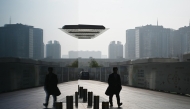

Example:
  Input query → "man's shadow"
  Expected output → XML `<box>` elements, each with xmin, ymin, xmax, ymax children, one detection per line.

<box><xmin>110</xmin><ymin>107</ymin><xmax>123</xmax><ymax>109</ymax></box>
<box><xmin>43</xmin><ymin>107</ymin><xmax>55</xmax><ymax>109</ymax></box>
<box><xmin>43</xmin><ymin>106</ymin><xmax>123</xmax><ymax>109</ymax></box>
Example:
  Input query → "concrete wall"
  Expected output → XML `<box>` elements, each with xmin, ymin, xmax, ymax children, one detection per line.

<box><xmin>183</xmin><ymin>53</ymin><xmax>190</xmax><ymax>61</ymax></box>
<box><xmin>0</xmin><ymin>57</ymin><xmax>190</xmax><ymax>95</ymax></box>
<box><xmin>0</xmin><ymin>58</ymin><xmax>80</xmax><ymax>93</ymax></box>
<box><xmin>89</xmin><ymin>62</ymin><xmax>190</xmax><ymax>94</ymax></box>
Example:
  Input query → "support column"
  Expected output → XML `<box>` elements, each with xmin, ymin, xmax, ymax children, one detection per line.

<box><xmin>75</xmin><ymin>92</ymin><xmax>78</xmax><ymax>107</ymax></box>
<box><xmin>88</xmin><ymin>92</ymin><xmax>93</xmax><ymax>107</ymax></box>
<box><xmin>102</xmin><ymin>102</ymin><xmax>109</xmax><ymax>109</ymax></box>
<box><xmin>66</xmin><ymin>96</ymin><xmax>73</xmax><ymax>109</ymax></box>
<box><xmin>93</xmin><ymin>96</ymin><xmax>99</xmax><ymax>109</ymax></box>
<box><xmin>83</xmin><ymin>89</ymin><xmax>87</xmax><ymax>102</ymax></box>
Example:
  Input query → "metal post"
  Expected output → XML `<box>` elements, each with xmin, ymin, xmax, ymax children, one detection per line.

<box><xmin>79</xmin><ymin>87</ymin><xmax>83</xmax><ymax>98</ymax></box>
<box><xmin>66</xmin><ymin>96</ymin><xmax>73</xmax><ymax>109</ymax></box>
<box><xmin>68</xmin><ymin>68</ymin><xmax>69</xmax><ymax>81</ymax></box>
<box><xmin>75</xmin><ymin>92</ymin><xmax>78</xmax><ymax>107</ymax></box>
<box><xmin>61</xmin><ymin>66</ymin><xmax>63</xmax><ymax>82</ymax></box>
<box><xmin>55</xmin><ymin>102</ymin><xmax>62</xmax><ymax>109</ymax></box>
<box><xmin>88</xmin><ymin>92</ymin><xmax>93</xmax><ymax>107</ymax></box>
<box><xmin>83</xmin><ymin>89</ymin><xmax>87</xmax><ymax>102</ymax></box>
<box><xmin>78</xmin><ymin>85</ymin><xmax>79</xmax><ymax>96</ymax></box>
<box><xmin>93</xmin><ymin>96</ymin><xmax>99</xmax><ymax>109</ymax></box>
<box><xmin>66</xmin><ymin>96</ymin><xmax>70</xmax><ymax>109</ymax></box>
<box><xmin>70</xmin><ymin>96</ymin><xmax>73</xmax><ymax>109</ymax></box>
<box><xmin>102</xmin><ymin>102</ymin><xmax>109</xmax><ymax>109</ymax></box>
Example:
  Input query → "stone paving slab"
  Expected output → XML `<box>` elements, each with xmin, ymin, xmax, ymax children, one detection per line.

<box><xmin>78</xmin><ymin>80</ymin><xmax>190</xmax><ymax>109</ymax></box>
<box><xmin>0</xmin><ymin>80</ymin><xmax>189</xmax><ymax>109</ymax></box>
<box><xmin>59</xmin><ymin>94</ymin><xmax>108</xmax><ymax>103</ymax></box>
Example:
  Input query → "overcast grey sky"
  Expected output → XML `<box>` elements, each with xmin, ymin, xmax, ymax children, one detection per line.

<box><xmin>0</xmin><ymin>0</ymin><xmax>190</xmax><ymax>57</ymax></box>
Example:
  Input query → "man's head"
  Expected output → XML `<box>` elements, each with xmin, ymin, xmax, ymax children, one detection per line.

<box><xmin>48</xmin><ymin>67</ymin><xmax>53</xmax><ymax>73</ymax></box>
<box><xmin>113</xmin><ymin>67</ymin><xmax>118</xmax><ymax>73</ymax></box>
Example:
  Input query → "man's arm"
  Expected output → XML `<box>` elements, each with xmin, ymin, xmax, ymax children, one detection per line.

<box><xmin>55</xmin><ymin>75</ymin><xmax>58</xmax><ymax>84</ymax></box>
<box><xmin>108</xmin><ymin>75</ymin><xmax>111</xmax><ymax>85</ymax></box>
<box><xmin>44</xmin><ymin>75</ymin><xmax>48</xmax><ymax>90</ymax></box>
<box><xmin>118</xmin><ymin>75</ymin><xmax>121</xmax><ymax>86</ymax></box>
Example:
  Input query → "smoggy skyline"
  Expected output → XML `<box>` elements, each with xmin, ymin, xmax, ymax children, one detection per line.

<box><xmin>0</xmin><ymin>0</ymin><xmax>190</xmax><ymax>56</ymax></box>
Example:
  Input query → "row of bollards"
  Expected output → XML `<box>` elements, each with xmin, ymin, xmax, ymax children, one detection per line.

<box><xmin>66</xmin><ymin>96</ymin><xmax>73</xmax><ymax>109</ymax></box>
<box><xmin>88</xmin><ymin>92</ymin><xmax>93</xmax><ymax>106</ymax></box>
<box><xmin>79</xmin><ymin>86</ymin><xmax>88</xmax><ymax>102</ymax></box>
<box><xmin>56</xmin><ymin>85</ymin><xmax>109</xmax><ymax>109</ymax></box>
<box><xmin>83</xmin><ymin>89</ymin><xmax>87</xmax><ymax>102</ymax></box>
<box><xmin>94</xmin><ymin>96</ymin><xmax>99</xmax><ymax>109</ymax></box>
<box><xmin>79</xmin><ymin>87</ymin><xmax>83</xmax><ymax>98</ymax></box>
<box><xmin>75</xmin><ymin>92</ymin><xmax>78</xmax><ymax>107</ymax></box>
<box><xmin>55</xmin><ymin>102</ymin><xmax>62</xmax><ymax>109</ymax></box>
<box><xmin>102</xmin><ymin>102</ymin><xmax>109</xmax><ymax>109</ymax></box>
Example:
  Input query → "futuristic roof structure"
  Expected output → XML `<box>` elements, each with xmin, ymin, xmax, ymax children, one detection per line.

<box><xmin>59</xmin><ymin>24</ymin><xmax>108</xmax><ymax>39</ymax></box>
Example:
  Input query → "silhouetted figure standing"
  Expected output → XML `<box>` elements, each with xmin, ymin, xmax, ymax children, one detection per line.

<box><xmin>105</xmin><ymin>67</ymin><xmax>122</xmax><ymax>107</ymax></box>
<box><xmin>43</xmin><ymin>67</ymin><xmax>61</xmax><ymax>108</ymax></box>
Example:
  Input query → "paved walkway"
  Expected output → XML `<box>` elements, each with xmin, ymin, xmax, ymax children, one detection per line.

<box><xmin>0</xmin><ymin>80</ymin><xmax>190</xmax><ymax>109</ymax></box>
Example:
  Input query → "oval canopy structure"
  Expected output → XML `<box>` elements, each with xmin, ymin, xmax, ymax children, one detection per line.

<box><xmin>59</xmin><ymin>24</ymin><xmax>108</xmax><ymax>39</ymax></box>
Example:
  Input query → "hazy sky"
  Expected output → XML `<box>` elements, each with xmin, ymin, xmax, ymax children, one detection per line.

<box><xmin>0</xmin><ymin>0</ymin><xmax>190</xmax><ymax>57</ymax></box>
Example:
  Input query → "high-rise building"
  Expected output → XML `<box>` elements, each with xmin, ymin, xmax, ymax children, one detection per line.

<box><xmin>178</xmin><ymin>26</ymin><xmax>190</xmax><ymax>54</ymax></box>
<box><xmin>135</xmin><ymin>25</ymin><xmax>163</xmax><ymax>58</ymax></box>
<box><xmin>170</xmin><ymin>26</ymin><xmax>190</xmax><ymax>60</ymax></box>
<box><xmin>101</xmin><ymin>55</ymin><xmax>107</xmax><ymax>58</ymax></box>
<box><xmin>125</xmin><ymin>29</ymin><xmax>136</xmax><ymax>60</ymax></box>
<box><xmin>108</xmin><ymin>41</ymin><xmax>123</xmax><ymax>59</ymax></box>
<box><xmin>134</xmin><ymin>25</ymin><xmax>171</xmax><ymax>59</ymax></box>
<box><xmin>68</xmin><ymin>51</ymin><xmax>101</xmax><ymax>58</ymax></box>
<box><xmin>116</xmin><ymin>41</ymin><xmax>123</xmax><ymax>59</ymax></box>
<box><xmin>125</xmin><ymin>25</ymin><xmax>175</xmax><ymax>60</ymax></box>
<box><xmin>108</xmin><ymin>41</ymin><xmax>116</xmax><ymax>59</ymax></box>
<box><xmin>46</xmin><ymin>40</ymin><xmax>61</xmax><ymax>59</ymax></box>
<box><xmin>164</xmin><ymin>28</ymin><xmax>175</xmax><ymax>58</ymax></box>
<box><xmin>62</xmin><ymin>55</ymin><xmax>68</xmax><ymax>58</ymax></box>
<box><xmin>33</xmin><ymin>28</ymin><xmax>44</xmax><ymax>59</ymax></box>
<box><xmin>46</xmin><ymin>41</ymin><xmax>53</xmax><ymax>58</ymax></box>
<box><xmin>0</xmin><ymin>24</ymin><xmax>43</xmax><ymax>59</ymax></box>
<box><xmin>125</xmin><ymin>24</ymin><xmax>190</xmax><ymax>61</ymax></box>
<box><xmin>69</xmin><ymin>51</ymin><xmax>78</xmax><ymax>58</ymax></box>
<box><xmin>53</xmin><ymin>41</ymin><xmax>61</xmax><ymax>59</ymax></box>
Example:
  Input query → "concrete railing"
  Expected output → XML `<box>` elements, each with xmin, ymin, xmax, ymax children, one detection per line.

<box><xmin>0</xmin><ymin>59</ymin><xmax>190</xmax><ymax>95</ymax></box>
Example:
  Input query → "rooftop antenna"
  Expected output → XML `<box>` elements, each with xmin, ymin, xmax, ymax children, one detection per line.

<box><xmin>9</xmin><ymin>16</ymin><xmax>11</xmax><ymax>24</ymax></box>
<box><xmin>157</xmin><ymin>18</ymin><xmax>158</xmax><ymax>26</ymax></box>
<box><xmin>189</xmin><ymin>19</ymin><xmax>190</xmax><ymax>26</ymax></box>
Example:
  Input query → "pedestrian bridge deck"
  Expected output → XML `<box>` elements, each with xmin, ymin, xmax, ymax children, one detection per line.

<box><xmin>0</xmin><ymin>80</ymin><xmax>189</xmax><ymax>109</ymax></box>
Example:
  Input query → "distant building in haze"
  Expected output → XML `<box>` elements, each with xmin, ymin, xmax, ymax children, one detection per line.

<box><xmin>108</xmin><ymin>41</ymin><xmax>123</xmax><ymax>59</ymax></box>
<box><xmin>116</xmin><ymin>41</ymin><xmax>123</xmax><ymax>59</ymax></box>
<box><xmin>46</xmin><ymin>40</ymin><xmax>61</xmax><ymax>59</ymax></box>
<box><xmin>108</xmin><ymin>41</ymin><xmax>116</xmax><ymax>59</ymax></box>
<box><xmin>62</xmin><ymin>55</ymin><xmax>68</xmax><ymax>58</ymax></box>
<box><xmin>0</xmin><ymin>23</ymin><xmax>44</xmax><ymax>59</ymax></box>
<box><xmin>170</xmin><ymin>25</ymin><xmax>190</xmax><ymax>60</ymax></box>
<box><xmin>135</xmin><ymin>25</ymin><xmax>166</xmax><ymax>58</ymax></box>
<box><xmin>69</xmin><ymin>51</ymin><xmax>78</xmax><ymax>58</ymax></box>
<box><xmin>33</xmin><ymin>28</ymin><xmax>44</xmax><ymax>59</ymax></box>
<box><xmin>68</xmin><ymin>51</ymin><xmax>101</xmax><ymax>58</ymax></box>
<box><xmin>125</xmin><ymin>29</ymin><xmax>136</xmax><ymax>60</ymax></box>
<box><xmin>125</xmin><ymin>25</ymin><xmax>175</xmax><ymax>60</ymax></box>
<box><xmin>101</xmin><ymin>55</ymin><xmax>107</xmax><ymax>58</ymax></box>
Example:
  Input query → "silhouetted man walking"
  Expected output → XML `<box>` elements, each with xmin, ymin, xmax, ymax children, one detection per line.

<box><xmin>43</xmin><ymin>67</ymin><xmax>61</xmax><ymax>108</ymax></box>
<box><xmin>105</xmin><ymin>67</ymin><xmax>122</xmax><ymax>107</ymax></box>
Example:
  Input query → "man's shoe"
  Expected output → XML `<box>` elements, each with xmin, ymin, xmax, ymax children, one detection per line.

<box><xmin>110</xmin><ymin>104</ymin><xmax>113</xmax><ymax>107</ymax></box>
<box><xmin>110</xmin><ymin>102</ymin><xmax>113</xmax><ymax>107</ymax></box>
<box><xmin>118</xmin><ymin>103</ymin><xmax>122</xmax><ymax>107</ymax></box>
<box><xmin>53</xmin><ymin>103</ymin><xmax>56</xmax><ymax>107</ymax></box>
<box><xmin>43</xmin><ymin>103</ymin><xmax>48</xmax><ymax>108</ymax></box>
